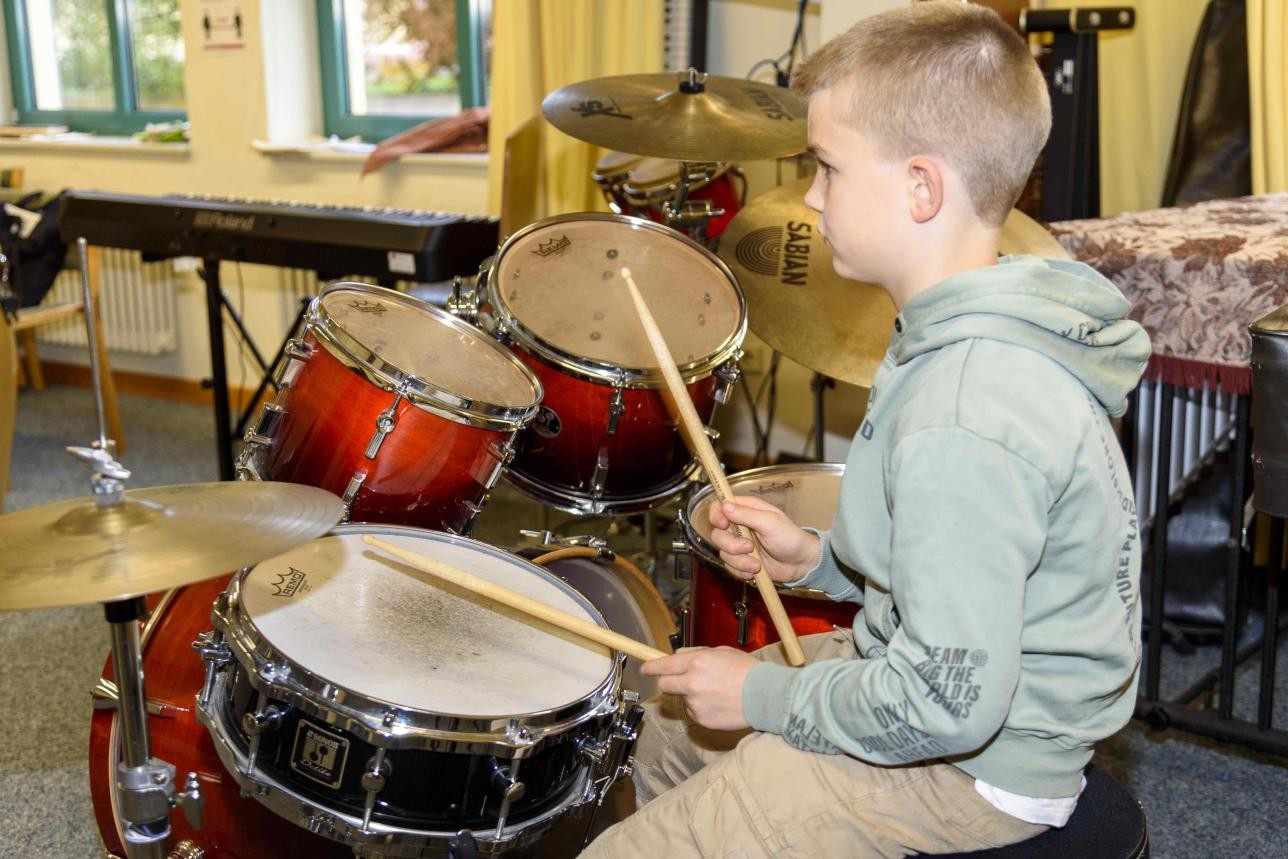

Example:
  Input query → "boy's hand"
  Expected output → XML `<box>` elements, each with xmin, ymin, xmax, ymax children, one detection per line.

<box><xmin>707</xmin><ymin>495</ymin><xmax>821</xmax><ymax>584</ymax></box>
<box><xmin>642</xmin><ymin>647</ymin><xmax>758</xmax><ymax>731</ymax></box>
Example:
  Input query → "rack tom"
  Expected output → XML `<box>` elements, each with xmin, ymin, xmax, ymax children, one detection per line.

<box><xmin>463</xmin><ymin>214</ymin><xmax>745</xmax><ymax>515</ymax></box>
<box><xmin>678</xmin><ymin>463</ymin><xmax>857</xmax><ymax>651</ymax></box>
<box><xmin>238</xmin><ymin>283</ymin><xmax>541</xmax><ymax>534</ymax></box>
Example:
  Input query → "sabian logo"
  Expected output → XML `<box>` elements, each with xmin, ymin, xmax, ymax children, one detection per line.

<box><xmin>733</xmin><ymin>222</ymin><xmax>813</xmax><ymax>286</ymax></box>
<box><xmin>743</xmin><ymin>87</ymin><xmax>794</xmax><ymax>121</ymax></box>
<box><xmin>348</xmin><ymin>299</ymin><xmax>387</xmax><ymax>314</ymax></box>
<box><xmin>270</xmin><ymin>567</ymin><xmax>307</xmax><ymax>597</ymax></box>
<box><xmin>193</xmin><ymin>210</ymin><xmax>255</xmax><ymax>232</ymax></box>
<box><xmin>532</xmin><ymin>235</ymin><xmax>572</xmax><ymax>258</ymax></box>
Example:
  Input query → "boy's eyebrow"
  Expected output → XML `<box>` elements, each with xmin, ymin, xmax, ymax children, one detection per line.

<box><xmin>807</xmin><ymin>143</ymin><xmax>830</xmax><ymax>160</ymax></box>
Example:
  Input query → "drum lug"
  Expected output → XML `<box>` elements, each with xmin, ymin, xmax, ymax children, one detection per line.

<box><xmin>487</xmin><ymin>437</ymin><xmax>517</xmax><ymax>466</ymax></box>
<box><xmin>714</xmin><ymin>356</ymin><xmax>742</xmax><ymax>405</ymax></box>
<box><xmin>734</xmin><ymin>595</ymin><xmax>750</xmax><ymax>648</ymax></box>
<box><xmin>274</xmin><ymin>338</ymin><xmax>313</xmax><ymax>388</ymax></box>
<box><xmin>670</xmin><ymin>606</ymin><xmax>691</xmax><ymax>651</ymax></box>
<box><xmin>365</xmin><ymin>389</ymin><xmax>406</xmax><ymax>459</ymax></box>
<box><xmin>193</xmin><ymin>630</ymin><xmax>231</xmax><ymax>667</ymax></box>
<box><xmin>488</xmin><ymin>756</ymin><xmax>526</xmax><ymax>839</ymax></box>
<box><xmin>585</xmin><ymin>690</ymin><xmax>646</xmax><ymax>807</ymax></box>
<box><xmin>591</xmin><ymin>448</ymin><xmax>610</xmax><ymax>498</ymax></box>
<box><xmin>606</xmin><ymin>382</ymin><xmax>626</xmax><ymax>436</ymax></box>
<box><xmin>504</xmin><ymin>719</ymin><xmax>535</xmax><ymax>747</ymax></box>
<box><xmin>671</xmin><ymin>539</ymin><xmax>691</xmax><ymax>580</ymax></box>
<box><xmin>340</xmin><ymin>471</ymin><xmax>367</xmax><ymax>522</ymax></box>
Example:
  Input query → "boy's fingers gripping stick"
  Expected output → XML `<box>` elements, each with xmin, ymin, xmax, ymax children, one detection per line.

<box><xmin>619</xmin><ymin>266</ymin><xmax>807</xmax><ymax>667</ymax></box>
<box><xmin>362</xmin><ymin>535</ymin><xmax>666</xmax><ymax>662</ymax></box>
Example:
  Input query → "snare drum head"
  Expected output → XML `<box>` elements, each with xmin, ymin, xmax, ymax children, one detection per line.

<box><xmin>593</xmin><ymin>150</ymin><xmax>645</xmax><ymax>179</ymax></box>
<box><xmin>319</xmin><ymin>284</ymin><xmax>539</xmax><ymax>410</ymax></box>
<box><xmin>624</xmin><ymin>158</ymin><xmax>726</xmax><ymax>194</ymax></box>
<box><xmin>491</xmin><ymin>217</ymin><xmax>743</xmax><ymax>372</ymax></box>
<box><xmin>239</xmin><ymin>530</ymin><xmax>614</xmax><ymax>718</ymax></box>
<box><xmin>689</xmin><ymin>463</ymin><xmax>845</xmax><ymax>547</ymax></box>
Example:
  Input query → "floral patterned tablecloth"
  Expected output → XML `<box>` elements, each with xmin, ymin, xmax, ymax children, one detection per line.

<box><xmin>1050</xmin><ymin>193</ymin><xmax>1288</xmax><ymax>394</ymax></box>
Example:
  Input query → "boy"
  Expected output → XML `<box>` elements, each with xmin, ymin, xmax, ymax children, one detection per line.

<box><xmin>583</xmin><ymin>3</ymin><xmax>1150</xmax><ymax>856</ymax></box>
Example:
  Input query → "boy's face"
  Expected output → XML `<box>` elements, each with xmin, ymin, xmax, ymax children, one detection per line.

<box><xmin>802</xmin><ymin>87</ymin><xmax>908</xmax><ymax>287</ymax></box>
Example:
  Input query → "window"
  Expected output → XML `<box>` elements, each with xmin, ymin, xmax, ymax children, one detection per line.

<box><xmin>317</xmin><ymin>0</ymin><xmax>490</xmax><ymax>142</ymax></box>
<box><xmin>2</xmin><ymin>0</ymin><xmax>186</xmax><ymax>134</ymax></box>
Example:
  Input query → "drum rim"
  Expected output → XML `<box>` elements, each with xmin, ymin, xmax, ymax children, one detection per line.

<box><xmin>484</xmin><ymin>213</ymin><xmax>747</xmax><ymax>387</ymax></box>
<box><xmin>679</xmin><ymin>462</ymin><xmax>846</xmax><ymax>568</ymax></box>
<box><xmin>620</xmin><ymin>161</ymin><xmax>730</xmax><ymax>202</ymax></box>
<box><xmin>309</xmin><ymin>282</ymin><xmax>544</xmax><ymax>430</ymax></box>
<box><xmin>214</xmin><ymin>524</ymin><xmax>620</xmax><ymax>750</ymax></box>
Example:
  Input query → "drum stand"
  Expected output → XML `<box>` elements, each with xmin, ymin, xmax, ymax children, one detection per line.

<box><xmin>811</xmin><ymin>372</ymin><xmax>836</xmax><ymax>462</ymax></box>
<box><xmin>72</xmin><ymin>238</ymin><xmax>204</xmax><ymax>859</ymax></box>
<box><xmin>662</xmin><ymin>161</ymin><xmax>724</xmax><ymax>248</ymax></box>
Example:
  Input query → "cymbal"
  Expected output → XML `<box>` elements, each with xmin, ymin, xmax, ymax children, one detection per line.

<box><xmin>0</xmin><ymin>482</ymin><xmax>343</xmax><ymax>611</ymax></box>
<box><xmin>542</xmin><ymin>71</ymin><xmax>807</xmax><ymax>162</ymax></box>
<box><xmin>718</xmin><ymin>178</ymin><xmax>1072</xmax><ymax>387</ymax></box>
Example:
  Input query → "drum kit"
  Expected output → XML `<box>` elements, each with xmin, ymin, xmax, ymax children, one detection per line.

<box><xmin>1</xmin><ymin>69</ymin><xmax>1074</xmax><ymax>859</ymax></box>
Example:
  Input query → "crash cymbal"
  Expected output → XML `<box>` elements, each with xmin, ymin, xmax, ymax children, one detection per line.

<box><xmin>717</xmin><ymin>177</ymin><xmax>895</xmax><ymax>387</ymax></box>
<box><xmin>1002</xmin><ymin>207</ymin><xmax>1071</xmax><ymax>260</ymax></box>
<box><xmin>0</xmin><ymin>481</ymin><xmax>343</xmax><ymax>611</ymax></box>
<box><xmin>718</xmin><ymin>178</ymin><xmax>1072</xmax><ymax>387</ymax></box>
<box><xmin>542</xmin><ymin>71</ymin><xmax>807</xmax><ymax>162</ymax></box>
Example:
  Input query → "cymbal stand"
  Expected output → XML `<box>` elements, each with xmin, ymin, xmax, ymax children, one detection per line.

<box><xmin>72</xmin><ymin>239</ymin><xmax>204</xmax><ymax>858</ymax></box>
<box><xmin>810</xmin><ymin>372</ymin><xmax>835</xmax><ymax>462</ymax></box>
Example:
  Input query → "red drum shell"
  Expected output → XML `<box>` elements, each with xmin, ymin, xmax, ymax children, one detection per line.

<box><xmin>259</xmin><ymin>333</ymin><xmax>510</xmax><ymax>533</ymax></box>
<box><xmin>682</xmin><ymin>463</ymin><xmax>857</xmax><ymax>651</ymax></box>
<box><xmin>89</xmin><ymin>577</ymin><xmax>348</xmax><ymax>859</ymax></box>
<box><xmin>509</xmin><ymin>349</ymin><xmax>719</xmax><ymax>510</ymax></box>
<box><xmin>627</xmin><ymin>168</ymin><xmax>743</xmax><ymax>239</ymax></box>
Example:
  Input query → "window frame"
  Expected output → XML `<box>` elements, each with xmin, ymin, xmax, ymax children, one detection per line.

<box><xmin>316</xmin><ymin>0</ymin><xmax>488</xmax><ymax>142</ymax></box>
<box><xmin>2</xmin><ymin>0</ymin><xmax>186</xmax><ymax>135</ymax></box>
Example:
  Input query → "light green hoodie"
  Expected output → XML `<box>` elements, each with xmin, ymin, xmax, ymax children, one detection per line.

<box><xmin>741</xmin><ymin>255</ymin><xmax>1151</xmax><ymax>799</ymax></box>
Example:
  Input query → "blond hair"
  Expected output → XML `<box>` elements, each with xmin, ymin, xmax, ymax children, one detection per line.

<box><xmin>792</xmin><ymin>1</ymin><xmax>1050</xmax><ymax>226</ymax></box>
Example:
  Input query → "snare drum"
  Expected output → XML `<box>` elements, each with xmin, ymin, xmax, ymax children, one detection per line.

<box><xmin>678</xmin><ymin>463</ymin><xmax>858</xmax><ymax>651</ymax></box>
<box><xmin>238</xmin><ymin>283</ymin><xmax>542</xmax><ymax>535</ymax></box>
<box><xmin>193</xmin><ymin>526</ymin><xmax>641</xmax><ymax>856</ymax></box>
<box><xmin>472</xmin><ymin>214</ymin><xmax>746</xmax><ymax>515</ymax></box>
<box><xmin>621</xmin><ymin>158</ymin><xmax>744</xmax><ymax>239</ymax></box>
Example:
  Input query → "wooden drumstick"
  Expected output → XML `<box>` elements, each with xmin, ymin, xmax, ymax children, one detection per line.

<box><xmin>361</xmin><ymin>535</ymin><xmax>667</xmax><ymax>662</ymax></box>
<box><xmin>619</xmin><ymin>267</ymin><xmax>807</xmax><ymax>667</ymax></box>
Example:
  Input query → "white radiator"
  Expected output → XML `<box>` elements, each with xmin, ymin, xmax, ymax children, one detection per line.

<box><xmin>36</xmin><ymin>249</ymin><xmax>178</xmax><ymax>355</ymax></box>
<box><xmin>1132</xmin><ymin>379</ymin><xmax>1240</xmax><ymax>524</ymax></box>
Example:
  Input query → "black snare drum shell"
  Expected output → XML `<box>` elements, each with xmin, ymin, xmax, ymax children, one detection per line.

<box><xmin>1249</xmin><ymin>306</ymin><xmax>1288</xmax><ymax>516</ymax></box>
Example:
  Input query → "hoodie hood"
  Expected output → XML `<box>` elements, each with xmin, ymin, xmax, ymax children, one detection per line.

<box><xmin>892</xmin><ymin>255</ymin><xmax>1150</xmax><ymax>416</ymax></box>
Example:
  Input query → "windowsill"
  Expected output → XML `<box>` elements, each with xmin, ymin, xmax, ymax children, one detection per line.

<box><xmin>251</xmin><ymin>138</ymin><xmax>488</xmax><ymax>169</ymax></box>
<box><xmin>0</xmin><ymin>134</ymin><xmax>190</xmax><ymax>156</ymax></box>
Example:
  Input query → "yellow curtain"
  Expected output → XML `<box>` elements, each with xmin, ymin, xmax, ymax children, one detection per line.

<box><xmin>1036</xmin><ymin>0</ymin><xmax>1209</xmax><ymax>216</ymax></box>
<box><xmin>1248</xmin><ymin>0</ymin><xmax>1288</xmax><ymax>194</ymax></box>
<box><xmin>486</xmin><ymin>0</ymin><xmax>664</xmax><ymax>220</ymax></box>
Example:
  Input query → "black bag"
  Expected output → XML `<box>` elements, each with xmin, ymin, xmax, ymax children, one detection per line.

<box><xmin>0</xmin><ymin>190</ymin><xmax>68</xmax><ymax>311</ymax></box>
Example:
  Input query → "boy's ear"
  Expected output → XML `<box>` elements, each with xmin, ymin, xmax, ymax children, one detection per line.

<box><xmin>907</xmin><ymin>157</ymin><xmax>943</xmax><ymax>223</ymax></box>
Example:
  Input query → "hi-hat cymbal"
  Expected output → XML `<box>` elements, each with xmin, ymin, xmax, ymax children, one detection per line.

<box><xmin>718</xmin><ymin>177</ymin><xmax>1072</xmax><ymax>387</ymax></box>
<box><xmin>542</xmin><ymin>71</ymin><xmax>807</xmax><ymax>162</ymax></box>
<box><xmin>0</xmin><ymin>481</ymin><xmax>343</xmax><ymax>611</ymax></box>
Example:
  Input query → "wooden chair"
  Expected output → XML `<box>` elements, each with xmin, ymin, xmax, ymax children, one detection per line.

<box><xmin>0</xmin><ymin>302</ymin><xmax>16</xmax><ymax>507</ymax></box>
<box><xmin>9</xmin><ymin>245</ymin><xmax>125</xmax><ymax>452</ymax></box>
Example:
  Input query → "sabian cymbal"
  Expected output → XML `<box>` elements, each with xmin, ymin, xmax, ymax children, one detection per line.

<box><xmin>0</xmin><ymin>481</ymin><xmax>343</xmax><ymax>611</ymax></box>
<box><xmin>718</xmin><ymin>178</ymin><xmax>1072</xmax><ymax>387</ymax></box>
<box><xmin>542</xmin><ymin>71</ymin><xmax>807</xmax><ymax>162</ymax></box>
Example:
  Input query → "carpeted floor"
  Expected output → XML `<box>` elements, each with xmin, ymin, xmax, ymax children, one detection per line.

<box><xmin>2</xmin><ymin>384</ymin><xmax>1287</xmax><ymax>858</ymax></box>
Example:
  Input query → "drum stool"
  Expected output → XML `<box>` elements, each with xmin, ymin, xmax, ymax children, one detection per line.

<box><xmin>933</xmin><ymin>765</ymin><xmax>1149</xmax><ymax>858</ymax></box>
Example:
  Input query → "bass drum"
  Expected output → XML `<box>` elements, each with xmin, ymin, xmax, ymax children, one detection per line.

<box><xmin>527</xmin><ymin>547</ymin><xmax>677</xmax><ymax>700</ymax></box>
<box><xmin>90</xmin><ymin>576</ymin><xmax>350</xmax><ymax>859</ymax></box>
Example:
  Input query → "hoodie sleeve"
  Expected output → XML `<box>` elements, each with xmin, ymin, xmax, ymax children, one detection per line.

<box><xmin>741</xmin><ymin>426</ymin><xmax>1051</xmax><ymax>762</ymax></box>
<box><xmin>784</xmin><ymin>528</ymin><xmax>865</xmax><ymax>603</ymax></box>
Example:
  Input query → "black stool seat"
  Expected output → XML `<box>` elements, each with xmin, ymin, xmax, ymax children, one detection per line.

<box><xmin>934</xmin><ymin>764</ymin><xmax>1148</xmax><ymax>858</ymax></box>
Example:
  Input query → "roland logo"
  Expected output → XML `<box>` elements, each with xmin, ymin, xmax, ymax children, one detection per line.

<box><xmin>532</xmin><ymin>235</ymin><xmax>572</xmax><ymax>258</ymax></box>
<box><xmin>733</xmin><ymin>221</ymin><xmax>813</xmax><ymax>286</ymax></box>
<box><xmin>744</xmin><ymin>87</ymin><xmax>793</xmax><ymax>121</ymax></box>
<box><xmin>193</xmin><ymin>210</ymin><xmax>255</xmax><ymax>232</ymax></box>
<box><xmin>270</xmin><ymin>567</ymin><xmax>308</xmax><ymax>597</ymax></box>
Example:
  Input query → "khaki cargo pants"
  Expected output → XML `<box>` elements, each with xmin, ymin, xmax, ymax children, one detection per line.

<box><xmin>581</xmin><ymin>631</ymin><xmax>1045</xmax><ymax>858</ymax></box>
